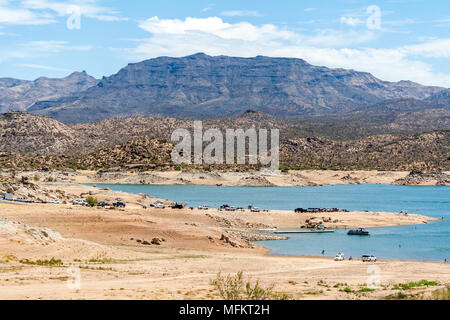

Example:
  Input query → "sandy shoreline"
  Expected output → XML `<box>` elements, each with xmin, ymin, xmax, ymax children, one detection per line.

<box><xmin>0</xmin><ymin>178</ymin><xmax>448</xmax><ymax>300</ymax></box>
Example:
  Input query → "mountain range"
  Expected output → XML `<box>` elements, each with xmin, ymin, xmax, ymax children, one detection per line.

<box><xmin>0</xmin><ymin>71</ymin><xmax>97</xmax><ymax>113</ymax></box>
<box><xmin>0</xmin><ymin>53</ymin><xmax>448</xmax><ymax>172</ymax></box>
<box><xmin>1</xmin><ymin>53</ymin><xmax>446</xmax><ymax>123</ymax></box>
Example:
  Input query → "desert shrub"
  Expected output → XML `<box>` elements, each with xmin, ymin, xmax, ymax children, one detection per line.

<box><xmin>429</xmin><ymin>286</ymin><xmax>450</xmax><ymax>300</ymax></box>
<box><xmin>20</xmin><ymin>258</ymin><xmax>63</xmax><ymax>266</ymax></box>
<box><xmin>385</xmin><ymin>292</ymin><xmax>409</xmax><ymax>300</ymax></box>
<box><xmin>85</xmin><ymin>196</ymin><xmax>98</xmax><ymax>206</ymax></box>
<box><xmin>33</xmin><ymin>175</ymin><xmax>40</xmax><ymax>181</ymax></box>
<box><xmin>359</xmin><ymin>287</ymin><xmax>375</xmax><ymax>292</ymax></box>
<box><xmin>210</xmin><ymin>271</ymin><xmax>289</xmax><ymax>300</ymax></box>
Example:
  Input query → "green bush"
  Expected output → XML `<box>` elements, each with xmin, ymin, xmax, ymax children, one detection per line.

<box><xmin>85</xmin><ymin>196</ymin><xmax>98</xmax><ymax>206</ymax></box>
<box><xmin>393</xmin><ymin>280</ymin><xmax>439</xmax><ymax>290</ymax></box>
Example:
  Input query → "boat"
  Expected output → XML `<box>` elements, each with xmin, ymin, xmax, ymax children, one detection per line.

<box><xmin>347</xmin><ymin>228</ymin><xmax>370</xmax><ymax>236</ymax></box>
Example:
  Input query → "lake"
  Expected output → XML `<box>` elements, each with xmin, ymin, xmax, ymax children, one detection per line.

<box><xmin>90</xmin><ymin>184</ymin><xmax>450</xmax><ymax>262</ymax></box>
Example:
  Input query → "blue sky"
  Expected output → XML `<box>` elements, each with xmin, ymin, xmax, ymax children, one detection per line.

<box><xmin>0</xmin><ymin>0</ymin><xmax>449</xmax><ymax>87</ymax></box>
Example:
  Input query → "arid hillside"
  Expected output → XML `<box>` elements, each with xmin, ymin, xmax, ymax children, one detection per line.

<box><xmin>0</xmin><ymin>111</ymin><xmax>448</xmax><ymax>171</ymax></box>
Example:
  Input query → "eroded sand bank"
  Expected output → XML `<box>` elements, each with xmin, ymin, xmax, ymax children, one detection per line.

<box><xmin>4</xmin><ymin>169</ymin><xmax>450</xmax><ymax>187</ymax></box>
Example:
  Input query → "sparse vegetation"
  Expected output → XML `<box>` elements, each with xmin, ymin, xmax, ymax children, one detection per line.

<box><xmin>393</xmin><ymin>280</ymin><xmax>439</xmax><ymax>290</ymax></box>
<box><xmin>358</xmin><ymin>287</ymin><xmax>375</xmax><ymax>293</ymax></box>
<box><xmin>0</xmin><ymin>112</ymin><xmax>448</xmax><ymax>172</ymax></box>
<box><xmin>210</xmin><ymin>271</ymin><xmax>289</xmax><ymax>300</ymax></box>
<box><xmin>428</xmin><ymin>286</ymin><xmax>450</xmax><ymax>300</ymax></box>
<box><xmin>85</xmin><ymin>196</ymin><xmax>98</xmax><ymax>206</ymax></box>
<box><xmin>385</xmin><ymin>292</ymin><xmax>409</xmax><ymax>300</ymax></box>
<box><xmin>19</xmin><ymin>258</ymin><xmax>63</xmax><ymax>266</ymax></box>
<box><xmin>341</xmin><ymin>287</ymin><xmax>353</xmax><ymax>293</ymax></box>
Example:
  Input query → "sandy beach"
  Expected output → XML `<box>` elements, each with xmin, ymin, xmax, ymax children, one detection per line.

<box><xmin>0</xmin><ymin>180</ymin><xmax>448</xmax><ymax>300</ymax></box>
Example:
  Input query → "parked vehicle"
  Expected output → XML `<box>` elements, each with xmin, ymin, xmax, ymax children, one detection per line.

<box><xmin>198</xmin><ymin>205</ymin><xmax>210</xmax><ymax>210</ymax></box>
<box><xmin>112</xmin><ymin>201</ymin><xmax>126</xmax><ymax>208</ymax></box>
<box><xmin>250</xmin><ymin>207</ymin><xmax>261</xmax><ymax>212</ymax></box>
<box><xmin>151</xmin><ymin>202</ymin><xmax>165</xmax><ymax>209</ymax></box>
<box><xmin>362</xmin><ymin>255</ymin><xmax>377</xmax><ymax>262</ymax></box>
<box><xmin>334</xmin><ymin>252</ymin><xmax>345</xmax><ymax>261</ymax></box>
<box><xmin>2</xmin><ymin>193</ymin><xmax>13</xmax><ymax>201</ymax></box>
<box><xmin>347</xmin><ymin>228</ymin><xmax>370</xmax><ymax>236</ymax></box>
<box><xmin>73</xmin><ymin>199</ymin><xmax>88</xmax><ymax>206</ymax></box>
<box><xmin>97</xmin><ymin>201</ymin><xmax>109</xmax><ymax>207</ymax></box>
<box><xmin>48</xmin><ymin>199</ymin><xmax>60</xmax><ymax>204</ymax></box>
<box><xmin>225</xmin><ymin>206</ymin><xmax>237</xmax><ymax>211</ymax></box>
<box><xmin>171</xmin><ymin>203</ymin><xmax>184</xmax><ymax>209</ymax></box>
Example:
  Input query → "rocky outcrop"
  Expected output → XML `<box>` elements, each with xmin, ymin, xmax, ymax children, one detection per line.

<box><xmin>393</xmin><ymin>171</ymin><xmax>450</xmax><ymax>186</ymax></box>
<box><xmin>0</xmin><ymin>218</ymin><xmax>63</xmax><ymax>244</ymax></box>
<box><xmin>238</xmin><ymin>176</ymin><xmax>274</xmax><ymax>187</ymax></box>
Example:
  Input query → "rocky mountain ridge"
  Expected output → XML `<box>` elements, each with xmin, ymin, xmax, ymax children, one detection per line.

<box><xmin>25</xmin><ymin>53</ymin><xmax>447</xmax><ymax>123</ymax></box>
<box><xmin>0</xmin><ymin>71</ymin><xmax>98</xmax><ymax>113</ymax></box>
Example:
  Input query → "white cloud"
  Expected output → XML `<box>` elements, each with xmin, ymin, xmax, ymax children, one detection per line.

<box><xmin>0</xmin><ymin>0</ymin><xmax>126</xmax><ymax>26</ymax></box>
<box><xmin>304</xmin><ymin>8</ymin><xmax>316</xmax><ymax>12</ymax></box>
<box><xmin>0</xmin><ymin>40</ymin><xmax>92</xmax><ymax>62</ymax></box>
<box><xmin>202</xmin><ymin>4</ymin><xmax>213</xmax><ymax>12</ymax></box>
<box><xmin>22</xmin><ymin>0</ymin><xmax>127</xmax><ymax>21</ymax></box>
<box><xmin>23</xmin><ymin>40</ymin><xmax>92</xmax><ymax>52</ymax></box>
<box><xmin>0</xmin><ymin>5</ymin><xmax>56</xmax><ymax>25</ymax></box>
<box><xmin>402</xmin><ymin>39</ymin><xmax>450</xmax><ymax>58</ymax></box>
<box><xmin>131</xmin><ymin>16</ymin><xmax>450</xmax><ymax>87</ymax></box>
<box><xmin>16</xmin><ymin>63</ymin><xmax>71</xmax><ymax>71</ymax></box>
<box><xmin>340</xmin><ymin>16</ymin><xmax>363</xmax><ymax>27</ymax></box>
<box><xmin>139</xmin><ymin>16</ymin><xmax>295</xmax><ymax>42</ymax></box>
<box><xmin>220</xmin><ymin>10</ymin><xmax>262</xmax><ymax>17</ymax></box>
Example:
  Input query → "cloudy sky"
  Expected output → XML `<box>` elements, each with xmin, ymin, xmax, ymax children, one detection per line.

<box><xmin>1</xmin><ymin>0</ymin><xmax>450</xmax><ymax>87</ymax></box>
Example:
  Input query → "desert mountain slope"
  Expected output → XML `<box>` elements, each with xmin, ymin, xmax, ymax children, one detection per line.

<box><xmin>0</xmin><ymin>71</ymin><xmax>98</xmax><ymax>113</ymax></box>
<box><xmin>27</xmin><ymin>53</ymin><xmax>445</xmax><ymax>123</ymax></box>
<box><xmin>0</xmin><ymin>111</ymin><xmax>448</xmax><ymax>171</ymax></box>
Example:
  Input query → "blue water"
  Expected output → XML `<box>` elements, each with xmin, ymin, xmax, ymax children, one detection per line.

<box><xmin>90</xmin><ymin>184</ymin><xmax>450</xmax><ymax>262</ymax></box>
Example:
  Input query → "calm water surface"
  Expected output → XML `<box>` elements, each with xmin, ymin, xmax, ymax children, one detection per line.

<box><xmin>91</xmin><ymin>184</ymin><xmax>450</xmax><ymax>261</ymax></box>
